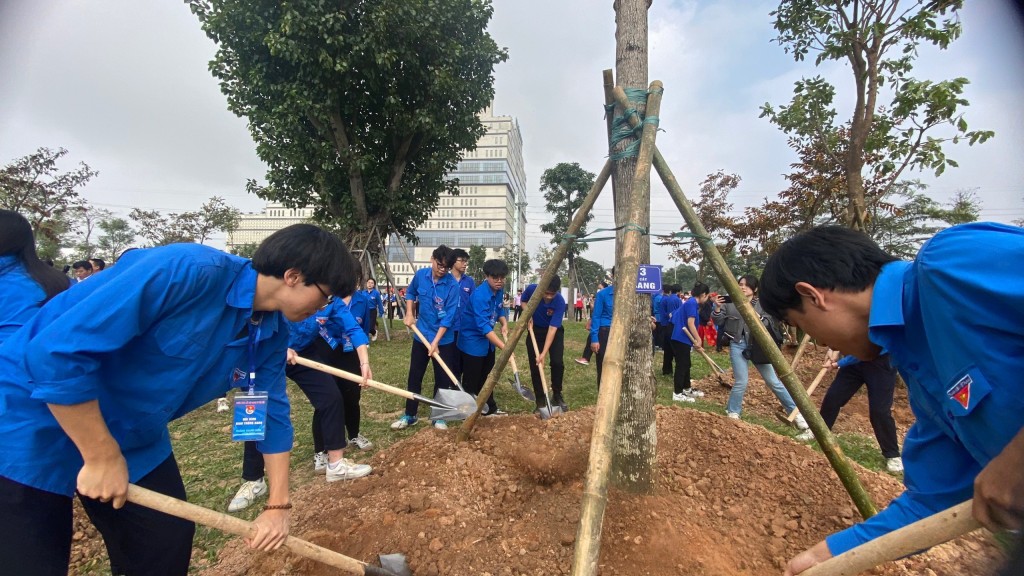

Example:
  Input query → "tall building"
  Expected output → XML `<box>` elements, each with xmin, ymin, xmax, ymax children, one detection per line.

<box><xmin>386</xmin><ymin>104</ymin><xmax>528</xmax><ymax>287</ymax></box>
<box><xmin>226</xmin><ymin>202</ymin><xmax>314</xmax><ymax>252</ymax></box>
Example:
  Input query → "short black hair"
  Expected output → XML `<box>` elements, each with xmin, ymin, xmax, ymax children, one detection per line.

<box><xmin>482</xmin><ymin>259</ymin><xmax>509</xmax><ymax>278</ymax></box>
<box><xmin>738</xmin><ymin>274</ymin><xmax>759</xmax><ymax>293</ymax></box>
<box><xmin>691</xmin><ymin>282</ymin><xmax>710</xmax><ymax>297</ymax></box>
<box><xmin>72</xmin><ymin>260</ymin><xmax>93</xmax><ymax>271</ymax></box>
<box><xmin>669</xmin><ymin>284</ymin><xmax>680</xmax><ymax>294</ymax></box>
<box><xmin>546</xmin><ymin>274</ymin><xmax>562</xmax><ymax>292</ymax></box>
<box><xmin>252</xmin><ymin>224</ymin><xmax>356</xmax><ymax>298</ymax></box>
<box><xmin>759</xmin><ymin>225</ymin><xmax>897</xmax><ymax>320</ymax></box>
<box><xmin>89</xmin><ymin>258</ymin><xmax>106</xmax><ymax>270</ymax></box>
<box><xmin>432</xmin><ymin>245</ymin><xmax>455</xmax><ymax>268</ymax></box>
<box><xmin>451</xmin><ymin>248</ymin><xmax>469</xmax><ymax>261</ymax></box>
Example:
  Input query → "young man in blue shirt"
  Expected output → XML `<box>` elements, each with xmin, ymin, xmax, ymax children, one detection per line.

<box><xmin>457</xmin><ymin>259</ymin><xmax>509</xmax><ymax>415</ymax></box>
<box><xmin>523</xmin><ymin>275</ymin><xmax>568</xmax><ymax>411</ymax></box>
<box><xmin>589</xmin><ymin>271</ymin><xmax>615</xmax><ymax>388</ymax></box>
<box><xmin>392</xmin><ymin>245</ymin><xmax>461</xmax><ymax>430</ymax></box>
<box><xmin>0</xmin><ymin>224</ymin><xmax>355</xmax><ymax>576</ymax></box>
<box><xmin>659</xmin><ymin>284</ymin><xmax>683</xmax><ymax>375</ymax></box>
<box><xmin>758</xmin><ymin>224</ymin><xmax>1024</xmax><ymax>575</ymax></box>
<box><xmin>363</xmin><ymin>277</ymin><xmax>384</xmax><ymax>342</ymax></box>
<box><xmin>669</xmin><ymin>282</ymin><xmax>710</xmax><ymax>402</ymax></box>
<box><xmin>449</xmin><ymin>247</ymin><xmax>474</xmax><ymax>381</ymax></box>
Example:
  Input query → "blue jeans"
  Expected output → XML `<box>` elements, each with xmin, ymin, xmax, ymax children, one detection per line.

<box><xmin>726</xmin><ymin>338</ymin><xmax>797</xmax><ymax>415</ymax></box>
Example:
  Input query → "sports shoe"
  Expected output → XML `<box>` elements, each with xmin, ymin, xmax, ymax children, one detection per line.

<box><xmin>796</xmin><ymin>430</ymin><xmax>815</xmax><ymax>442</ymax></box>
<box><xmin>553</xmin><ymin>394</ymin><xmax>569</xmax><ymax>412</ymax></box>
<box><xmin>793</xmin><ymin>413</ymin><xmax>809</xmax><ymax>430</ymax></box>
<box><xmin>228</xmin><ymin>478</ymin><xmax>267</xmax><ymax>512</ymax></box>
<box><xmin>371</xmin><ymin>332</ymin><xmax>378</xmax><ymax>342</ymax></box>
<box><xmin>433</xmin><ymin>419</ymin><xmax>448</xmax><ymax>430</ymax></box>
<box><xmin>726</xmin><ymin>411</ymin><xmax>740</xmax><ymax>420</ymax></box>
<box><xmin>672</xmin><ymin>392</ymin><xmax>696</xmax><ymax>403</ymax></box>
<box><xmin>350</xmin><ymin>434</ymin><xmax>373</xmax><ymax>450</ymax></box>
<box><xmin>326</xmin><ymin>458</ymin><xmax>372</xmax><ymax>482</ymax></box>
<box><xmin>216</xmin><ymin>398</ymin><xmax>230</xmax><ymax>413</ymax></box>
<box><xmin>683</xmin><ymin>388</ymin><xmax>705</xmax><ymax>398</ymax></box>
<box><xmin>886</xmin><ymin>457</ymin><xmax>904</xmax><ymax>473</ymax></box>
<box><xmin>390</xmin><ymin>415</ymin><xmax>418</xmax><ymax>430</ymax></box>
<box><xmin>314</xmin><ymin>451</ymin><xmax>328</xmax><ymax>472</ymax></box>
<box><xmin>484</xmin><ymin>408</ymin><xmax>508</xmax><ymax>416</ymax></box>
<box><xmin>574</xmin><ymin>358</ymin><xmax>589</xmax><ymax>366</ymax></box>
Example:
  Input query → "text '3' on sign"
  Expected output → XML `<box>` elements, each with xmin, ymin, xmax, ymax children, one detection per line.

<box><xmin>635</xmin><ymin>265</ymin><xmax>662</xmax><ymax>294</ymax></box>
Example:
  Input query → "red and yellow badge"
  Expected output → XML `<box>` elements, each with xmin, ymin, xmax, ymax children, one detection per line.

<box><xmin>245</xmin><ymin>404</ymin><xmax>256</xmax><ymax>415</ymax></box>
<box><xmin>946</xmin><ymin>374</ymin><xmax>972</xmax><ymax>410</ymax></box>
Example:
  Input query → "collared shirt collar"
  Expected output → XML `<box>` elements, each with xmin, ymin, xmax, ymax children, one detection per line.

<box><xmin>868</xmin><ymin>261</ymin><xmax>912</xmax><ymax>348</ymax></box>
<box><xmin>227</xmin><ymin>261</ymin><xmax>258</xmax><ymax>310</ymax></box>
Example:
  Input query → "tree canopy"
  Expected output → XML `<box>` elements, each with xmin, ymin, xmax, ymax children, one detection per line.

<box><xmin>188</xmin><ymin>0</ymin><xmax>508</xmax><ymax>249</ymax></box>
<box><xmin>538</xmin><ymin>162</ymin><xmax>596</xmax><ymax>304</ymax></box>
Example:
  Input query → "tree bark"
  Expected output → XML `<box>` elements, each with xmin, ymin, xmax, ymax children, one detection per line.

<box><xmin>609</xmin><ymin>0</ymin><xmax>656</xmax><ymax>494</ymax></box>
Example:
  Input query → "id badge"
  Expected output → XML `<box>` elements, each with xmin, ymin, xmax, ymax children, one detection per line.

<box><xmin>342</xmin><ymin>335</ymin><xmax>354</xmax><ymax>353</ymax></box>
<box><xmin>319</xmin><ymin>325</ymin><xmax>339</xmax><ymax>349</ymax></box>
<box><xmin>232</xmin><ymin>391</ymin><xmax>269</xmax><ymax>442</ymax></box>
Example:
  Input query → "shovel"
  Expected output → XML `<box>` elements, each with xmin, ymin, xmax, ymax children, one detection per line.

<box><xmin>293</xmin><ymin>356</ymin><xmax>474</xmax><ymax>421</ymax></box>
<box><xmin>507</xmin><ymin>352</ymin><xmax>536</xmax><ymax>402</ymax></box>
<box><xmin>801</xmin><ymin>499</ymin><xmax>980</xmax><ymax>576</ymax></box>
<box><xmin>126</xmin><ymin>484</ymin><xmax>411</xmax><ymax>576</ymax></box>
<box><xmin>785</xmin><ymin>365</ymin><xmax>831</xmax><ymax>422</ymax></box>
<box><xmin>528</xmin><ymin>325</ymin><xmax>562</xmax><ymax>420</ymax></box>
<box><xmin>686</xmin><ymin>331</ymin><xmax>729</xmax><ymax>387</ymax></box>
<box><xmin>407</xmin><ymin>324</ymin><xmax>479</xmax><ymax>419</ymax></box>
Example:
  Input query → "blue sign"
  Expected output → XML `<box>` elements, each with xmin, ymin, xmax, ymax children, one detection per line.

<box><xmin>635</xmin><ymin>265</ymin><xmax>662</xmax><ymax>294</ymax></box>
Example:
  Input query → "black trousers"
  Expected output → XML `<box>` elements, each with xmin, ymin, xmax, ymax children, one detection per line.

<box><xmin>367</xmin><ymin>309</ymin><xmax>378</xmax><ymax>336</ymax></box>
<box><xmin>575</xmin><ymin>307</ymin><xmax>583</xmax><ymax>321</ymax></box>
<box><xmin>243</xmin><ymin>343</ymin><xmax>344</xmax><ymax>480</ymax></box>
<box><xmin>819</xmin><ymin>355</ymin><xmax>900</xmax><ymax>458</ymax></box>
<box><xmin>0</xmin><ymin>455</ymin><xmax>194</xmax><ymax>576</ymax></box>
<box><xmin>527</xmin><ymin>325</ymin><xmax>565</xmax><ymax>403</ymax></box>
<box><xmin>405</xmin><ymin>339</ymin><xmax>459</xmax><ymax>417</ymax></box>
<box><xmin>658</xmin><ymin>323</ymin><xmax>674</xmax><ymax>374</ymax></box>
<box><xmin>594</xmin><ymin>326</ymin><xmax>610</xmax><ymax>389</ymax></box>
<box><xmin>513</xmin><ymin>306</ymin><xmax>522</xmax><ymax>321</ymax></box>
<box><xmin>315</xmin><ymin>339</ymin><xmax>364</xmax><ymax>449</ymax></box>
<box><xmin>580</xmin><ymin>339</ymin><xmax>594</xmax><ymax>361</ymax></box>
<box><xmin>461</xmin><ymin>349</ymin><xmax>498</xmax><ymax>414</ymax></box>
<box><xmin>670</xmin><ymin>339</ymin><xmax>693</xmax><ymax>394</ymax></box>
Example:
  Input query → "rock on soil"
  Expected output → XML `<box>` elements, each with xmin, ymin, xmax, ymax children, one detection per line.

<box><xmin>205</xmin><ymin>406</ymin><xmax>1004</xmax><ymax>575</ymax></box>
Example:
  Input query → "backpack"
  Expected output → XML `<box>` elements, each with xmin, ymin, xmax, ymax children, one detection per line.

<box><xmin>743</xmin><ymin>314</ymin><xmax>785</xmax><ymax>365</ymax></box>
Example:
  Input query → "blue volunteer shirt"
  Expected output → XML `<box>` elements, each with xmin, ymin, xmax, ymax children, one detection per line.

<box><xmin>452</xmin><ymin>274</ymin><xmax>475</xmax><ymax>334</ymax></box>
<box><xmin>348</xmin><ymin>290</ymin><xmax>373</xmax><ymax>337</ymax></box>
<box><xmin>670</xmin><ymin>296</ymin><xmax>700</xmax><ymax>345</ymax></box>
<box><xmin>652</xmin><ymin>292</ymin><xmax>665</xmax><ymax>324</ymax></box>
<box><xmin>522</xmin><ymin>284</ymin><xmax>566</xmax><ymax>330</ymax></box>
<box><xmin>456</xmin><ymin>282</ymin><xmax>505</xmax><ymax>357</ymax></box>
<box><xmin>660</xmin><ymin>293</ymin><xmax>682</xmax><ymax>321</ymax></box>
<box><xmin>0</xmin><ymin>244</ymin><xmax>293</xmax><ymax>497</ymax></box>
<box><xmin>365</xmin><ymin>288</ymin><xmax>384</xmax><ymax>315</ymax></box>
<box><xmin>0</xmin><ymin>255</ymin><xmax>49</xmax><ymax>346</ymax></box>
<box><xmin>289</xmin><ymin>298</ymin><xmax>368</xmax><ymax>352</ymax></box>
<box><xmin>590</xmin><ymin>285</ymin><xmax>615</xmax><ymax>343</ymax></box>
<box><xmin>408</xmin><ymin>266</ymin><xmax>460</xmax><ymax>345</ymax></box>
<box><xmin>825</xmin><ymin>222</ymin><xmax>1024</xmax><ymax>556</ymax></box>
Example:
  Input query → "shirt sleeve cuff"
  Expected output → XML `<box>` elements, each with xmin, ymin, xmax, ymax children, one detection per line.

<box><xmin>29</xmin><ymin>375</ymin><xmax>99</xmax><ymax>406</ymax></box>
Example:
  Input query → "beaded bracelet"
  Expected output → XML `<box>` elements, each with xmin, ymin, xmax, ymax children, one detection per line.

<box><xmin>263</xmin><ymin>502</ymin><xmax>293</xmax><ymax>511</ymax></box>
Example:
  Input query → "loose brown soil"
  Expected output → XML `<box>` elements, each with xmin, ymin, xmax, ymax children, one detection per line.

<box><xmin>207</xmin><ymin>405</ymin><xmax>1002</xmax><ymax>575</ymax></box>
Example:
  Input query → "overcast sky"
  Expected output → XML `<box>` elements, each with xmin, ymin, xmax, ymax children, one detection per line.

<box><xmin>2</xmin><ymin>0</ymin><xmax>1022</xmax><ymax>268</ymax></box>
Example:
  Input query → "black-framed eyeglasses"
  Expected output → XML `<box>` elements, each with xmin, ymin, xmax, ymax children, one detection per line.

<box><xmin>313</xmin><ymin>283</ymin><xmax>334</xmax><ymax>308</ymax></box>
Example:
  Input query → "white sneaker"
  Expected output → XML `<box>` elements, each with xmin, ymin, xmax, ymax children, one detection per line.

<box><xmin>684</xmin><ymin>388</ymin><xmax>705</xmax><ymax>398</ymax></box>
<box><xmin>726</xmin><ymin>412</ymin><xmax>740</xmax><ymax>420</ymax></box>
<box><xmin>314</xmin><ymin>451</ymin><xmax>328</xmax><ymax>473</ymax></box>
<box><xmin>793</xmin><ymin>413</ymin><xmax>809</xmax><ymax>430</ymax></box>
<box><xmin>371</xmin><ymin>333</ymin><xmax>378</xmax><ymax>342</ymax></box>
<box><xmin>886</xmin><ymin>457</ymin><xmax>904</xmax><ymax>473</ymax></box>
<box><xmin>326</xmin><ymin>458</ymin><xmax>372</xmax><ymax>482</ymax></box>
<box><xmin>796</xmin><ymin>430</ymin><xmax>815</xmax><ymax>442</ymax></box>
<box><xmin>672</xmin><ymin>392</ymin><xmax>696</xmax><ymax>403</ymax></box>
<box><xmin>433</xmin><ymin>419</ymin><xmax>448</xmax><ymax>430</ymax></box>
<box><xmin>216</xmin><ymin>398</ymin><xmax>230</xmax><ymax>413</ymax></box>
<box><xmin>228</xmin><ymin>478</ymin><xmax>267</xmax><ymax>512</ymax></box>
<box><xmin>390</xmin><ymin>415</ymin><xmax>418</xmax><ymax>430</ymax></box>
<box><xmin>350</xmin><ymin>434</ymin><xmax>373</xmax><ymax>450</ymax></box>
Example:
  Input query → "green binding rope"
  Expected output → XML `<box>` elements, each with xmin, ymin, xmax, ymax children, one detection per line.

<box><xmin>560</xmin><ymin>224</ymin><xmax>649</xmax><ymax>244</ymax></box>
<box><xmin>606</xmin><ymin>88</ymin><xmax>661</xmax><ymax>161</ymax></box>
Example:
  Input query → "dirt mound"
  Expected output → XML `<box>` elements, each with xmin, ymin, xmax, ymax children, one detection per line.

<box><xmin>208</xmin><ymin>406</ymin><xmax>1003</xmax><ymax>575</ymax></box>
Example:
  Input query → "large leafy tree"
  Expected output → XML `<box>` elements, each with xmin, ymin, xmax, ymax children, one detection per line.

<box><xmin>96</xmin><ymin>217</ymin><xmax>137</xmax><ymax>262</ymax></box>
<box><xmin>129</xmin><ymin>196</ymin><xmax>240</xmax><ymax>247</ymax></box>
<box><xmin>188</xmin><ymin>0</ymin><xmax>507</xmax><ymax>253</ymax></box>
<box><xmin>0</xmin><ymin>147</ymin><xmax>98</xmax><ymax>261</ymax></box>
<box><xmin>499</xmin><ymin>244</ymin><xmax>531</xmax><ymax>288</ymax></box>
<box><xmin>466</xmin><ymin>244</ymin><xmax>487</xmax><ymax>283</ymax></box>
<box><xmin>761</xmin><ymin>0</ymin><xmax>992</xmax><ymax>229</ymax></box>
<box><xmin>538</xmin><ymin>162</ymin><xmax>596</xmax><ymax>306</ymax></box>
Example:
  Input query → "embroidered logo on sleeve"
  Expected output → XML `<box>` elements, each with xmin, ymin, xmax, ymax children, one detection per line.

<box><xmin>946</xmin><ymin>374</ymin><xmax>972</xmax><ymax>409</ymax></box>
<box><xmin>232</xmin><ymin>368</ymin><xmax>247</xmax><ymax>384</ymax></box>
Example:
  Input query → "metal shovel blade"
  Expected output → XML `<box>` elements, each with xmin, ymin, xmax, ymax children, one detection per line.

<box><xmin>511</xmin><ymin>372</ymin><xmax>535</xmax><ymax>402</ymax></box>
<box><xmin>430</xmin><ymin>388</ymin><xmax>478</xmax><ymax>421</ymax></box>
<box><xmin>376</xmin><ymin>553</ymin><xmax>413</xmax><ymax>576</ymax></box>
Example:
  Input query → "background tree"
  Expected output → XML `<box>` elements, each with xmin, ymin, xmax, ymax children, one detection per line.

<box><xmin>534</xmin><ymin>245</ymin><xmax>568</xmax><ymax>280</ymax></box>
<box><xmin>467</xmin><ymin>245</ymin><xmax>487</xmax><ymax>283</ymax></box>
<box><xmin>569</xmin><ymin>256</ymin><xmax>607</xmax><ymax>297</ymax></box>
<box><xmin>96</xmin><ymin>217</ymin><xmax>136</xmax><ymax>263</ymax></box>
<box><xmin>229</xmin><ymin>242</ymin><xmax>259</xmax><ymax>259</ymax></box>
<box><xmin>189</xmin><ymin>0</ymin><xmax>507</xmax><ymax>255</ymax></box>
<box><xmin>660</xmin><ymin>263</ymin><xmax>697</xmax><ymax>290</ymax></box>
<box><xmin>129</xmin><ymin>196</ymin><xmax>241</xmax><ymax>247</ymax></box>
<box><xmin>0</xmin><ymin>147</ymin><xmax>97</xmax><ymax>261</ymax></box>
<box><xmin>762</xmin><ymin>0</ymin><xmax>992</xmax><ymax>230</ymax></box>
<box><xmin>72</xmin><ymin>206</ymin><xmax>113</xmax><ymax>261</ymax></box>
<box><xmin>670</xmin><ymin>170</ymin><xmax>741</xmax><ymax>281</ymax></box>
<box><xmin>539</xmin><ymin>162</ymin><xmax>596</xmax><ymax>307</ymax></box>
<box><xmin>192</xmin><ymin>196</ymin><xmax>241</xmax><ymax>244</ymax></box>
<box><xmin>500</xmin><ymin>244</ymin><xmax>531</xmax><ymax>288</ymax></box>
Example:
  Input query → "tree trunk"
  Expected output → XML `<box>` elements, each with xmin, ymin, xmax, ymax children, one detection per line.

<box><xmin>609</xmin><ymin>0</ymin><xmax>656</xmax><ymax>493</ymax></box>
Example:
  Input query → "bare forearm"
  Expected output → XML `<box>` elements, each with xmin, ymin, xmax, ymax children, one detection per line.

<box><xmin>48</xmin><ymin>400</ymin><xmax>121</xmax><ymax>462</ymax></box>
<box><xmin>263</xmin><ymin>452</ymin><xmax>291</xmax><ymax>505</ymax></box>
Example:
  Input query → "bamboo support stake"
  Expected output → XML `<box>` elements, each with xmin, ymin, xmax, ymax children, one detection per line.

<box><xmin>608</xmin><ymin>85</ymin><xmax>878</xmax><ymax>520</ymax></box>
<box><xmin>790</xmin><ymin>333</ymin><xmax>813</xmax><ymax>370</ymax></box>
<box><xmin>456</xmin><ymin>160</ymin><xmax>612</xmax><ymax>441</ymax></box>
<box><xmin>572</xmin><ymin>80</ymin><xmax>664</xmax><ymax>576</ymax></box>
<box><xmin>787</xmin><ymin>366</ymin><xmax>830</xmax><ymax>421</ymax></box>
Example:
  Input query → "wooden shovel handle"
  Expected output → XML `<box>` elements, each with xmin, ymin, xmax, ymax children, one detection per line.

<box><xmin>293</xmin><ymin>356</ymin><xmax>416</xmax><ymax>402</ymax></box>
<box><xmin>409</xmin><ymin>324</ymin><xmax>460</xmax><ymax>388</ymax></box>
<box><xmin>509</xmin><ymin>351</ymin><xmax>520</xmax><ymax>374</ymax></box>
<box><xmin>684</xmin><ymin>330</ymin><xmax>723</xmax><ymax>374</ymax></box>
<box><xmin>126</xmin><ymin>484</ymin><xmax>373</xmax><ymax>575</ymax></box>
<box><xmin>801</xmin><ymin>500</ymin><xmax>981</xmax><ymax>576</ymax></box>
<box><xmin>787</xmin><ymin>366</ymin><xmax>830</xmax><ymax>422</ymax></box>
<box><xmin>527</xmin><ymin>326</ymin><xmax>552</xmax><ymax>397</ymax></box>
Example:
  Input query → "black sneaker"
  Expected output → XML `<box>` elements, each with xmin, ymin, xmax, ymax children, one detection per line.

<box><xmin>553</xmin><ymin>394</ymin><xmax>568</xmax><ymax>412</ymax></box>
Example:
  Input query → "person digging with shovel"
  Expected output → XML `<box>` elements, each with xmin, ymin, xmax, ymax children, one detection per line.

<box><xmin>760</xmin><ymin>224</ymin><xmax>1024</xmax><ymax>576</ymax></box>
<box><xmin>457</xmin><ymin>259</ymin><xmax>510</xmax><ymax>416</ymax></box>
<box><xmin>522</xmin><ymin>274</ymin><xmax>569</xmax><ymax>413</ymax></box>
<box><xmin>0</xmin><ymin>224</ymin><xmax>356</xmax><ymax>576</ymax></box>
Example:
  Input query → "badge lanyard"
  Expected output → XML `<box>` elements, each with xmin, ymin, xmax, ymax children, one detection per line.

<box><xmin>233</xmin><ymin>313</ymin><xmax>269</xmax><ymax>442</ymax></box>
